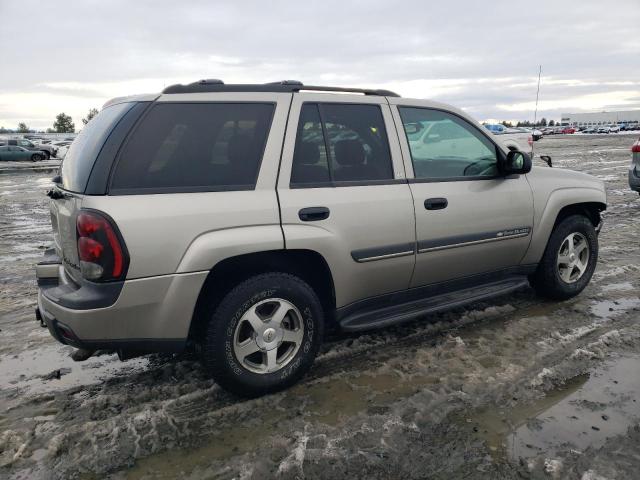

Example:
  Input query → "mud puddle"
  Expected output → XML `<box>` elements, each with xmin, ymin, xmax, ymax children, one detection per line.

<box><xmin>469</xmin><ymin>354</ymin><xmax>640</xmax><ymax>462</ymax></box>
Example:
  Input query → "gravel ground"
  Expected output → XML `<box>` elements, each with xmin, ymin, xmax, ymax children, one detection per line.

<box><xmin>1</xmin><ymin>134</ymin><xmax>639</xmax><ymax>480</ymax></box>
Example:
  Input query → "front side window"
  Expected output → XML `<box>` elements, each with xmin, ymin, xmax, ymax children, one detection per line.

<box><xmin>399</xmin><ymin>107</ymin><xmax>498</xmax><ymax>179</ymax></box>
<box><xmin>111</xmin><ymin>102</ymin><xmax>274</xmax><ymax>193</ymax></box>
<box><xmin>291</xmin><ymin>103</ymin><xmax>394</xmax><ymax>185</ymax></box>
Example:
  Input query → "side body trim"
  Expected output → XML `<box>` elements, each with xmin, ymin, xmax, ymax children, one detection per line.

<box><xmin>351</xmin><ymin>242</ymin><xmax>416</xmax><ymax>263</ymax></box>
<box><xmin>350</xmin><ymin>227</ymin><xmax>532</xmax><ymax>263</ymax></box>
<box><xmin>417</xmin><ymin>227</ymin><xmax>531</xmax><ymax>253</ymax></box>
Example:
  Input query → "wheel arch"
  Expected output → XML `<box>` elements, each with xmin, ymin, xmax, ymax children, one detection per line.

<box><xmin>522</xmin><ymin>193</ymin><xmax>606</xmax><ymax>265</ymax></box>
<box><xmin>188</xmin><ymin>249</ymin><xmax>337</xmax><ymax>344</ymax></box>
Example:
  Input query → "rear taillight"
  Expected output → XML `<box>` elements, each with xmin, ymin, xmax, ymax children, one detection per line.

<box><xmin>76</xmin><ymin>210</ymin><xmax>128</xmax><ymax>281</ymax></box>
<box><xmin>528</xmin><ymin>135</ymin><xmax>533</xmax><ymax>146</ymax></box>
<box><xmin>632</xmin><ymin>140</ymin><xmax>640</xmax><ymax>153</ymax></box>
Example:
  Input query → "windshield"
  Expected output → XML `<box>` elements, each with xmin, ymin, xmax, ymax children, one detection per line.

<box><xmin>60</xmin><ymin>102</ymin><xmax>134</xmax><ymax>192</ymax></box>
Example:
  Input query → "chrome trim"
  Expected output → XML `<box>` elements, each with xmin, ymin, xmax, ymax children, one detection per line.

<box><xmin>36</xmin><ymin>262</ymin><xmax>61</xmax><ymax>279</ymax></box>
<box><xmin>355</xmin><ymin>250</ymin><xmax>415</xmax><ymax>263</ymax></box>
<box><xmin>418</xmin><ymin>231</ymin><xmax>530</xmax><ymax>254</ymax></box>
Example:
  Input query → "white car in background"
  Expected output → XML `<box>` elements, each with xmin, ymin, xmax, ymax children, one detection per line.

<box><xmin>609</xmin><ymin>125</ymin><xmax>620</xmax><ymax>133</ymax></box>
<box><xmin>52</xmin><ymin>141</ymin><xmax>73</xmax><ymax>159</ymax></box>
<box><xmin>483</xmin><ymin>124</ymin><xmax>535</xmax><ymax>153</ymax></box>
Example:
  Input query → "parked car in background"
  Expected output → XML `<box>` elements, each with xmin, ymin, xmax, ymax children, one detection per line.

<box><xmin>55</xmin><ymin>144</ymin><xmax>70</xmax><ymax>160</ymax></box>
<box><xmin>0</xmin><ymin>138</ymin><xmax>57</xmax><ymax>159</ymax></box>
<box><xmin>36</xmin><ymin>80</ymin><xmax>606</xmax><ymax>397</ymax></box>
<box><xmin>0</xmin><ymin>145</ymin><xmax>45</xmax><ymax>161</ymax></box>
<box><xmin>597</xmin><ymin>126</ymin><xmax>610</xmax><ymax>134</ymax></box>
<box><xmin>583</xmin><ymin>127</ymin><xmax>597</xmax><ymax>134</ymax></box>
<box><xmin>630</xmin><ymin>137</ymin><xmax>640</xmax><ymax>194</ymax></box>
<box><xmin>482</xmin><ymin>124</ymin><xmax>534</xmax><ymax>152</ymax></box>
<box><xmin>609</xmin><ymin>125</ymin><xmax>620</xmax><ymax>133</ymax></box>
<box><xmin>561</xmin><ymin>127</ymin><xmax>576</xmax><ymax>134</ymax></box>
<box><xmin>541</xmin><ymin>127</ymin><xmax>554</xmax><ymax>135</ymax></box>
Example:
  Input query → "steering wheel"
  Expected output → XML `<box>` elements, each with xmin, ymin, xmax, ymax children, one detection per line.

<box><xmin>464</xmin><ymin>160</ymin><xmax>490</xmax><ymax>176</ymax></box>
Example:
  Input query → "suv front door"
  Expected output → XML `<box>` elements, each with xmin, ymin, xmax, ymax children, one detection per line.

<box><xmin>390</xmin><ymin>99</ymin><xmax>534</xmax><ymax>288</ymax></box>
<box><xmin>278</xmin><ymin>93</ymin><xmax>416</xmax><ymax>309</ymax></box>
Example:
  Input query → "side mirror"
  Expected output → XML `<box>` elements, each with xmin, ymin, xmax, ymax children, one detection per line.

<box><xmin>500</xmin><ymin>150</ymin><xmax>532</xmax><ymax>175</ymax></box>
<box><xmin>425</xmin><ymin>133</ymin><xmax>441</xmax><ymax>143</ymax></box>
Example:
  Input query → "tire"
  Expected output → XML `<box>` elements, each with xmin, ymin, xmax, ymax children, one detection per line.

<box><xmin>31</xmin><ymin>154</ymin><xmax>43</xmax><ymax>162</ymax></box>
<box><xmin>530</xmin><ymin>214</ymin><xmax>598</xmax><ymax>300</ymax></box>
<box><xmin>202</xmin><ymin>272</ymin><xmax>324</xmax><ymax>397</ymax></box>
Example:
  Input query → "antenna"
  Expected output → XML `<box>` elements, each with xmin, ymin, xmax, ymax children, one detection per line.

<box><xmin>531</xmin><ymin>65</ymin><xmax>542</xmax><ymax>157</ymax></box>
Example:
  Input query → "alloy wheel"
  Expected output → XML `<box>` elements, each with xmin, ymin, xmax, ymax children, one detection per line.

<box><xmin>232</xmin><ymin>298</ymin><xmax>304</xmax><ymax>374</ymax></box>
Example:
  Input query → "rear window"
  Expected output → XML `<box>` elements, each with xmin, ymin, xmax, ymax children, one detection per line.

<box><xmin>61</xmin><ymin>102</ymin><xmax>134</xmax><ymax>192</ymax></box>
<box><xmin>110</xmin><ymin>102</ymin><xmax>274</xmax><ymax>193</ymax></box>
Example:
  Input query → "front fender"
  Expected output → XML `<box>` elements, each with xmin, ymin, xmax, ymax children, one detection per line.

<box><xmin>522</xmin><ymin>186</ymin><xmax>606</xmax><ymax>264</ymax></box>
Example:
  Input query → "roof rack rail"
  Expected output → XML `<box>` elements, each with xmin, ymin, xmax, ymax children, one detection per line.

<box><xmin>162</xmin><ymin>80</ymin><xmax>400</xmax><ymax>97</ymax></box>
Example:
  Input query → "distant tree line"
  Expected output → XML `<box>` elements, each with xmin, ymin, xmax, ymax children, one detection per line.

<box><xmin>1</xmin><ymin>107</ymin><xmax>99</xmax><ymax>134</ymax></box>
<box><xmin>513</xmin><ymin>118</ymin><xmax>556</xmax><ymax>127</ymax></box>
<box><xmin>495</xmin><ymin>118</ymin><xmax>557</xmax><ymax>128</ymax></box>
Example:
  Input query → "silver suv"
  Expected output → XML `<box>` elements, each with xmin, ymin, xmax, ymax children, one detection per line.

<box><xmin>36</xmin><ymin>80</ymin><xmax>606</xmax><ymax>397</ymax></box>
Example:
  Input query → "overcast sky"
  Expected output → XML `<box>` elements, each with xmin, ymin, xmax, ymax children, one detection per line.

<box><xmin>1</xmin><ymin>0</ymin><xmax>639</xmax><ymax>130</ymax></box>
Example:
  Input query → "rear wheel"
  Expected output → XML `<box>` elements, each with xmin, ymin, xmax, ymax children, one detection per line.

<box><xmin>202</xmin><ymin>272</ymin><xmax>324</xmax><ymax>397</ymax></box>
<box><xmin>530</xmin><ymin>215</ymin><xmax>598</xmax><ymax>300</ymax></box>
<box><xmin>31</xmin><ymin>153</ymin><xmax>43</xmax><ymax>162</ymax></box>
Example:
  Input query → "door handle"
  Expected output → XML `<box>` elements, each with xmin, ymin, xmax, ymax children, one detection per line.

<box><xmin>424</xmin><ymin>198</ymin><xmax>448</xmax><ymax>210</ymax></box>
<box><xmin>299</xmin><ymin>206</ymin><xmax>330</xmax><ymax>221</ymax></box>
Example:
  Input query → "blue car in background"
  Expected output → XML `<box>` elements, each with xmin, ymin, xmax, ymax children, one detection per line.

<box><xmin>0</xmin><ymin>145</ymin><xmax>45</xmax><ymax>161</ymax></box>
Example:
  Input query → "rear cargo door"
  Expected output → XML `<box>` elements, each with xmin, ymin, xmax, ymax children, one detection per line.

<box><xmin>52</xmin><ymin>101</ymin><xmax>139</xmax><ymax>281</ymax></box>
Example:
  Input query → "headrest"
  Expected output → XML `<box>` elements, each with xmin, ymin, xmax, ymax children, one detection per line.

<box><xmin>334</xmin><ymin>139</ymin><xmax>365</xmax><ymax>166</ymax></box>
<box><xmin>295</xmin><ymin>141</ymin><xmax>320</xmax><ymax>165</ymax></box>
<box><xmin>227</xmin><ymin>134</ymin><xmax>254</xmax><ymax>161</ymax></box>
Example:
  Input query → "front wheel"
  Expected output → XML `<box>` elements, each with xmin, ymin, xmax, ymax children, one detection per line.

<box><xmin>202</xmin><ymin>273</ymin><xmax>324</xmax><ymax>397</ymax></box>
<box><xmin>31</xmin><ymin>154</ymin><xmax>43</xmax><ymax>162</ymax></box>
<box><xmin>530</xmin><ymin>214</ymin><xmax>598</xmax><ymax>300</ymax></box>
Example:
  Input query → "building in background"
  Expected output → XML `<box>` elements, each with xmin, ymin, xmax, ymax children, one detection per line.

<box><xmin>560</xmin><ymin>110</ymin><xmax>640</xmax><ymax>127</ymax></box>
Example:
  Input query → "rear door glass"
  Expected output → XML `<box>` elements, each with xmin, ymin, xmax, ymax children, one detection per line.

<box><xmin>290</xmin><ymin>103</ymin><xmax>393</xmax><ymax>185</ymax></box>
<box><xmin>110</xmin><ymin>103</ymin><xmax>275</xmax><ymax>193</ymax></box>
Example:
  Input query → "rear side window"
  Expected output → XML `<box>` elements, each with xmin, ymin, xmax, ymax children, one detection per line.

<box><xmin>110</xmin><ymin>103</ymin><xmax>274</xmax><ymax>193</ymax></box>
<box><xmin>61</xmin><ymin>102</ymin><xmax>135</xmax><ymax>192</ymax></box>
<box><xmin>291</xmin><ymin>103</ymin><xmax>393</xmax><ymax>186</ymax></box>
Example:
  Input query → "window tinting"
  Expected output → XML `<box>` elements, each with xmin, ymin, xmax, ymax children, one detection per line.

<box><xmin>111</xmin><ymin>103</ymin><xmax>274</xmax><ymax>192</ymax></box>
<box><xmin>399</xmin><ymin>107</ymin><xmax>498</xmax><ymax>179</ymax></box>
<box><xmin>61</xmin><ymin>102</ymin><xmax>135</xmax><ymax>193</ymax></box>
<box><xmin>291</xmin><ymin>104</ymin><xmax>331</xmax><ymax>184</ymax></box>
<box><xmin>290</xmin><ymin>103</ymin><xmax>393</xmax><ymax>185</ymax></box>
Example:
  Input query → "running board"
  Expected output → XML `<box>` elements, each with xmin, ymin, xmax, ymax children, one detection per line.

<box><xmin>339</xmin><ymin>277</ymin><xmax>529</xmax><ymax>332</ymax></box>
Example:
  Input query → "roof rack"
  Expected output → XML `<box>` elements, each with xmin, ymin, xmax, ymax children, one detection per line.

<box><xmin>162</xmin><ymin>79</ymin><xmax>400</xmax><ymax>97</ymax></box>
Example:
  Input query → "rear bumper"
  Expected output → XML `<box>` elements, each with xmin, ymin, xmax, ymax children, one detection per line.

<box><xmin>36</xmin><ymin>250</ymin><xmax>207</xmax><ymax>352</ymax></box>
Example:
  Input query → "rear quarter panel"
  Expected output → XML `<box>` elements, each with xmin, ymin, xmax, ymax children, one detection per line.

<box><xmin>82</xmin><ymin>92</ymin><xmax>292</xmax><ymax>279</ymax></box>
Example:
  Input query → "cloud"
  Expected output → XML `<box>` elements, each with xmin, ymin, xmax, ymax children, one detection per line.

<box><xmin>0</xmin><ymin>0</ymin><xmax>639</xmax><ymax>129</ymax></box>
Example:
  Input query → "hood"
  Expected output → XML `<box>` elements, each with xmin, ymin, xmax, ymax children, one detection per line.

<box><xmin>527</xmin><ymin>165</ymin><xmax>607</xmax><ymax>206</ymax></box>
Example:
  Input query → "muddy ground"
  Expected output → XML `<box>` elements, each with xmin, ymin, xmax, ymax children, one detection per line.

<box><xmin>1</xmin><ymin>134</ymin><xmax>639</xmax><ymax>479</ymax></box>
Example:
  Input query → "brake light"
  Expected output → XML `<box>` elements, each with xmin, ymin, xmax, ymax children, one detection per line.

<box><xmin>632</xmin><ymin>140</ymin><xmax>640</xmax><ymax>153</ymax></box>
<box><xmin>76</xmin><ymin>210</ymin><xmax>128</xmax><ymax>281</ymax></box>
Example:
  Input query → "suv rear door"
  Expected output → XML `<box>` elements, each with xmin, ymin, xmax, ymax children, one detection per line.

<box><xmin>277</xmin><ymin>93</ymin><xmax>416</xmax><ymax>309</ymax></box>
<box><xmin>389</xmin><ymin>98</ymin><xmax>534</xmax><ymax>287</ymax></box>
